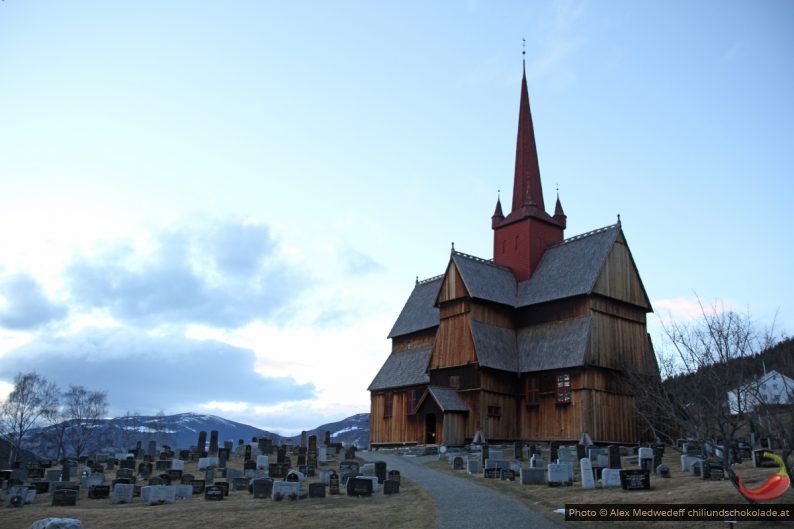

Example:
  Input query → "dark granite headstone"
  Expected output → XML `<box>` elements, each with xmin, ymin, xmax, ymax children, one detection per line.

<box><xmin>329</xmin><ymin>471</ymin><xmax>340</xmax><ymax>495</ymax></box>
<box><xmin>89</xmin><ymin>485</ymin><xmax>110</xmax><ymax>499</ymax></box>
<box><xmin>52</xmin><ymin>488</ymin><xmax>78</xmax><ymax>506</ymax></box>
<box><xmin>608</xmin><ymin>445</ymin><xmax>621</xmax><ymax>469</ymax></box>
<box><xmin>620</xmin><ymin>469</ymin><xmax>650</xmax><ymax>490</ymax></box>
<box><xmin>191</xmin><ymin>479</ymin><xmax>206</xmax><ymax>494</ymax></box>
<box><xmin>204</xmin><ymin>485</ymin><xmax>224</xmax><ymax>501</ymax></box>
<box><xmin>252</xmin><ymin>478</ymin><xmax>273</xmax><ymax>499</ymax></box>
<box><xmin>383</xmin><ymin>479</ymin><xmax>400</xmax><ymax>494</ymax></box>
<box><xmin>308</xmin><ymin>482</ymin><xmax>326</xmax><ymax>498</ymax></box>
<box><xmin>550</xmin><ymin>441</ymin><xmax>560</xmax><ymax>463</ymax></box>
<box><xmin>374</xmin><ymin>461</ymin><xmax>387</xmax><ymax>484</ymax></box>
<box><xmin>346</xmin><ymin>477</ymin><xmax>373</xmax><ymax>497</ymax></box>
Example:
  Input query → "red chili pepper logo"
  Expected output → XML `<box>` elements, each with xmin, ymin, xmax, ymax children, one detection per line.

<box><xmin>738</xmin><ymin>451</ymin><xmax>790</xmax><ymax>502</ymax></box>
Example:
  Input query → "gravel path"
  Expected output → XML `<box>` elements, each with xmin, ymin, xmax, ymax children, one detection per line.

<box><xmin>360</xmin><ymin>452</ymin><xmax>566</xmax><ymax>529</ymax></box>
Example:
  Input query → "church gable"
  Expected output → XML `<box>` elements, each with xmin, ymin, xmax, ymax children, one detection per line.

<box><xmin>388</xmin><ymin>276</ymin><xmax>442</xmax><ymax>339</ymax></box>
<box><xmin>592</xmin><ymin>231</ymin><xmax>652</xmax><ymax>310</ymax></box>
<box><xmin>437</xmin><ymin>259</ymin><xmax>469</xmax><ymax>304</ymax></box>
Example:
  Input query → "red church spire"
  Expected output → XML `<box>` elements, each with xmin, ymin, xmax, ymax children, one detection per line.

<box><xmin>491</xmin><ymin>58</ymin><xmax>566</xmax><ymax>282</ymax></box>
<box><xmin>511</xmin><ymin>64</ymin><xmax>545</xmax><ymax>214</ymax></box>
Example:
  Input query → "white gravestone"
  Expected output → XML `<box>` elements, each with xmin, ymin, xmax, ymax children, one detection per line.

<box><xmin>601</xmin><ymin>468</ymin><xmax>622</xmax><ymax>488</ymax></box>
<box><xmin>580</xmin><ymin>458</ymin><xmax>595</xmax><ymax>489</ymax></box>
<box><xmin>256</xmin><ymin>455</ymin><xmax>269</xmax><ymax>470</ymax></box>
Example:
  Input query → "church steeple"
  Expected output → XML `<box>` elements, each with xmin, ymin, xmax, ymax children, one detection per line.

<box><xmin>492</xmin><ymin>59</ymin><xmax>566</xmax><ymax>282</ymax></box>
<box><xmin>512</xmin><ymin>65</ymin><xmax>545</xmax><ymax>214</ymax></box>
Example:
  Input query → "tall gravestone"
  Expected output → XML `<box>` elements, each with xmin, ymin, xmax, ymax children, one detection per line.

<box><xmin>550</xmin><ymin>441</ymin><xmax>560</xmax><ymax>463</ymax></box>
<box><xmin>209</xmin><ymin>430</ymin><xmax>219</xmax><ymax>456</ymax></box>
<box><xmin>301</xmin><ymin>431</ymin><xmax>308</xmax><ymax>448</ymax></box>
<box><xmin>197</xmin><ymin>431</ymin><xmax>207</xmax><ymax>455</ymax></box>
<box><xmin>608</xmin><ymin>445</ymin><xmax>621</xmax><ymax>468</ymax></box>
<box><xmin>147</xmin><ymin>440</ymin><xmax>157</xmax><ymax>459</ymax></box>
<box><xmin>580</xmin><ymin>458</ymin><xmax>595</xmax><ymax>489</ymax></box>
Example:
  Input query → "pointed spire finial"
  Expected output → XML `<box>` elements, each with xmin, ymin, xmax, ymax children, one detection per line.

<box><xmin>451</xmin><ymin>241</ymin><xmax>455</xmax><ymax>252</ymax></box>
<box><xmin>617</xmin><ymin>214</ymin><xmax>621</xmax><ymax>226</ymax></box>
<box><xmin>415</xmin><ymin>275</ymin><xmax>419</xmax><ymax>285</ymax></box>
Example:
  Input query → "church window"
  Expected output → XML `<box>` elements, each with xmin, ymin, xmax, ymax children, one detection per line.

<box><xmin>383</xmin><ymin>392</ymin><xmax>393</xmax><ymax>418</ymax></box>
<box><xmin>406</xmin><ymin>389</ymin><xmax>418</xmax><ymax>416</ymax></box>
<box><xmin>556</xmin><ymin>374</ymin><xmax>571</xmax><ymax>405</ymax></box>
<box><xmin>449</xmin><ymin>375</ymin><xmax>460</xmax><ymax>389</ymax></box>
<box><xmin>525</xmin><ymin>376</ymin><xmax>539</xmax><ymax>408</ymax></box>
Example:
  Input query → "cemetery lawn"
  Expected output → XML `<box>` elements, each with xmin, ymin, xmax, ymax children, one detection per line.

<box><xmin>1</xmin><ymin>465</ymin><xmax>436</xmax><ymax>529</ymax></box>
<box><xmin>428</xmin><ymin>453</ymin><xmax>794</xmax><ymax>529</ymax></box>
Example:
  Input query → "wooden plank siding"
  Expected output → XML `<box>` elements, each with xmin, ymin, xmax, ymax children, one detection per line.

<box><xmin>430</xmin><ymin>312</ymin><xmax>477</xmax><ymax>369</ymax></box>
<box><xmin>588</xmin><ymin>310</ymin><xmax>655</xmax><ymax>373</ymax></box>
<box><xmin>592</xmin><ymin>235</ymin><xmax>651</xmax><ymax>310</ymax></box>
<box><xmin>370</xmin><ymin>388</ymin><xmax>424</xmax><ymax>445</ymax></box>
<box><xmin>391</xmin><ymin>328</ymin><xmax>436</xmax><ymax>353</ymax></box>
<box><xmin>438</xmin><ymin>261</ymin><xmax>468</xmax><ymax>303</ymax></box>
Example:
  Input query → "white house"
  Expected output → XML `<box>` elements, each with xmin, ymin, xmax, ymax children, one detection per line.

<box><xmin>727</xmin><ymin>370</ymin><xmax>794</xmax><ymax>414</ymax></box>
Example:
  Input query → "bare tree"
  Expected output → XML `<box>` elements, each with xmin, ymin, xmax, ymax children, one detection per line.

<box><xmin>0</xmin><ymin>372</ymin><xmax>59</xmax><ymax>465</ymax></box>
<box><xmin>61</xmin><ymin>385</ymin><xmax>109</xmax><ymax>459</ymax></box>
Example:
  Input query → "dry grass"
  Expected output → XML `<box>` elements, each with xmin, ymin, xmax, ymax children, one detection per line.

<box><xmin>428</xmin><ymin>451</ymin><xmax>794</xmax><ymax>529</ymax></box>
<box><xmin>1</xmin><ymin>458</ymin><xmax>436</xmax><ymax>529</ymax></box>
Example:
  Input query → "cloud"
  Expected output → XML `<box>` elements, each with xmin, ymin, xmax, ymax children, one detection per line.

<box><xmin>0</xmin><ymin>273</ymin><xmax>68</xmax><ymax>330</ymax></box>
<box><xmin>0</xmin><ymin>327</ymin><xmax>316</xmax><ymax>415</ymax></box>
<box><xmin>65</xmin><ymin>219</ymin><xmax>307</xmax><ymax>328</ymax></box>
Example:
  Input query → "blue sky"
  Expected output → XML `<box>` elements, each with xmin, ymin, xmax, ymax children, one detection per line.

<box><xmin>1</xmin><ymin>1</ymin><xmax>792</xmax><ymax>435</ymax></box>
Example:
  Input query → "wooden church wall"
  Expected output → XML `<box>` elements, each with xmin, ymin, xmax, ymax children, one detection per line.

<box><xmin>592</xmin><ymin>235</ymin><xmax>650</xmax><ymax>309</ymax></box>
<box><xmin>430</xmin><ymin>312</ymin><xmax>477</xmax><ymax>369</ymax></box>
<box><xmin>588</xmin><ymin>309</ymin><xmax>654</xmax><ymax>373</ymax></box>
<box><xmin>391</xmin><ymin>328</ymin><xmax>436</xmax><ymax>354</ymax></box>
<box><xmin>369</xmin><ymin>390</ymin><xmax>423</xmax><ymax>445</ymax></box>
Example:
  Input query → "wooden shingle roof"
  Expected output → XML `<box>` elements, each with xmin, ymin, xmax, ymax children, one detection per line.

<box><xmin>387</xmin><ymin>277</ymin><xmax>442</xmax><ymax>339</ymax></box>
<box><xmin>367</xmin><ymin>346</ymin><xmax>432</xmax><ymax>391</ymax></box>
<box><xmin>470</xmin><ymin>320</ymin><xmax>518</xmax><ymax>371</ymax></box>
<box><xmin>517</xmin><ymin>316</ymin><xmax>592</xmax><ymax>372</ymax></box>
<box><xmin>416</xmin><ymin>385</ymin><xmax>470</xmax><ymax>412</ymax></box>
<box><xmin>517</xmin><ymin>225</ymin><xmax>619</xmax><ymax>307</ymax></box>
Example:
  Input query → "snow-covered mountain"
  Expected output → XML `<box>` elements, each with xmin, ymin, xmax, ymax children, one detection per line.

<box><xmin>22</xmin><ymin>412</ymin><xmax>370</xmax><ymax>459</ymax></box>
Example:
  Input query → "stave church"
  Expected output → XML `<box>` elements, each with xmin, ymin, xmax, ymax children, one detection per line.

<box><xmin>368</xmin><ymin>63</ymin><xmax>659</xmax><ymax>447</ymax></box>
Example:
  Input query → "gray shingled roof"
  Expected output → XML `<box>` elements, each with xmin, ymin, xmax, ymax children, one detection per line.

<box><xmin>517</xmin><ymin>225</ymin><xmax>619</xmax><ymax>307</ymax></box>
<box><xmin>470</xmin><ymin>320</ymin><xmax>518</xmax><ymax>371</ymax></box>
<box><xmin>451</xmin><ymin>253</ymin><xmax>516</xmax><ymax>306</ymax></box>
<box><xmin>517</xmin><ymin>316</ymin><xmax>592</xmax><ymax>372</ymax></box>
<box><xmin>416</xmin><ymin>385</ymin><xmax>470</xmax><ymax>412</ymax></box>
<box><xmin>387</xmin><ymin>277</ymin><xmax>442</xmax><ymax>339</ymax></box>
<box><xmin>367</xmin><ymin>346</ymin><xmax>431</xmax><ymax>391</ymax></box>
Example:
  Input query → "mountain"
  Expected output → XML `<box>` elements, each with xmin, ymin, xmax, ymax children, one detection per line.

<box><xmin>22</xmin><ymin>412</ymin><xmax>370</xmax><ymax>460</ymax></box>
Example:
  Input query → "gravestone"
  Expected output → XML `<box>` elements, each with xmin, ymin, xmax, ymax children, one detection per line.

<box><xmin>529</xmin><ymin>454</ymin><xmax>544</xmax><ymax>469</ymax></box>
<box><xmin>638</xmin><ymin>447</ymin><xmax>654</xmax><ymax>472</ymax></box>
<box><xmin>204</xmin><ymin>485</ymin><xmax>224</xmax><ymax>501</ymax></box>
<box><xmin>89</xmin><ymin>485</ymin><xmax>110</xmax><ymax>499</ymax></box>
<box><xmin>576</xmin><ymin>444</ymin><xmax>586</xmax><ymax>461</ymax></box>
<box><xmin>467</xmin><ymin>459</ymin><xmax>480</xmax><ymax>475</ymax></box>
<box><xmin>204</xmin><ymin>468</ymin><xmax>215</xmax><ymax>485</ymax></box>
<box><xmin>170</xmin><ymin>459</ymin><xmax>184</xmax><ymax>471</ymax></box>
<box><xmin>272</xmin><ymin>481</ymin><xmax>301</xmax><ymax>500</ymax></box>
<box><xmin>181</xmin><ymin>473</ymin><xmax>195</xmax><ymax>484</ymax></box>
<box><xmin>656</xmin><ymin>464</ymin><xmax>671</xmax><ymax>478</ymax></box>
<box><xmin>233</xmin><ymin>477</ymin><xmax>250</xmax><ymax>491</ymax></box>
<box><xmin>374</xmin><ymin>461</ymin><xmax>387</xmax><ymax>484</ymax></box>
<box><xmin>32</xmin><ymin>481</ymin><xmax>51</xmax><ymax>494</ymax></box>
<box><xmin>191</xmin><ymin>480</ymin><xmax>205</xmax><ymax>494</ymax></box>
<box><xmin>52</xmin><ymin>489</ymin><xmax>78</xmax><ymax>506</ymax></box>
<box><xmin>174</xmin><ymin>484</ymin><xmax>193</xmax><ymax>499</ymax></box>
<box><xmin>620</xmin><ymin>469</ymin><xmax>650</xmax><ymax>490</ymax></box>
<box><xmin>256</xmin><ymin>454</ymin><xmax>268</xmax><ymax>470</ymax></box>
<box><xmin>112</xmin><ymin>482</ymin><xmax>135</xmax><ymax>504</ymax></box>
<box><xmin>346</xmin><ymin>477</ymin><xmax>373</xmax><ymax>497</ymax></box>
<box><xmin>547</xmin><ymin>464</ymin><xmax>572</xmax><ymax>486</ymax></box>
<box><xmin>308</xmin><ymin>482</ymin><xmax>326</xmax><ymax>498</ymax></box>
<box><xmin>500</xmin><ymin>469</ymin><xmax>516</xmax><ymax>481</ymax></box>
<box><xmin>145</xmin><ymin>485</ymin><xmax>177</xmax><ymax>505</ymax></box>
<box><xmin>218</xmin><ymin>448</ymin><xmax>229</xmax><ymax>468</ymax></box>
<box><xmin>653</xmin><ymin>444</ymin><xmax>665</xmax><ymax>468</ymax></box>
<box><xmin>169</xmin><ymin>469</ymin><xmax>183</xmax><ymax>483</ymax></box>
<box><xmin>550</xmin><ymin>441</ymin><xmax>560</xmax><ymax>463</ymax></box>
<box><xmin>383</xmin><ymin>479</ymin><xmax>400</xmax><ymax>494</ymax></box>
<box><xmin>339</xmin><ymin>460</ymin><xmax>360</xmax><ymax>484</ymax></box>
<box><xmin>601</xmin><ymin>468</ymin><xmax>622</xmax><ymax>488</ymax></box>
<box><xmin>580</xmin><ymin>458</ymin><xmax>595</xmax><ymax>489</ymax></box>
<box><xmin>214</xmin><ymin>481</ymin><xmax>229</xmax><ymax>496</ymax></box>
<box><xmin>388</xmin><ymin>470</ymin><xmax>400</xmax><ymax>484</ymax></box>
<box><xmin>329</xmin><ymin>471</ymin><xmax>340</xmax><ymax>495</ymax></box>
<box><xmin>608</xmin><ymin>445</ymin><xmax>621</xmax><ymax>469</ymax></box>
<box><xmin>252</xmin><ymin>478</ymin><xmax>273</xmax><ymax>499</ymax></box>
<box><xmin>483</xmin><ymin>468</ymin><xmax>499</xmax><ymax>479</ymax></box>
<box><xmin>209</xmin><ymin>430</ymin><xmax>219</xmax><ymax>456</ymax></box>
<box><xmin>520</xmin><ymin>468</ymin><xmax>545</xmax><ymax>485</ymax></box>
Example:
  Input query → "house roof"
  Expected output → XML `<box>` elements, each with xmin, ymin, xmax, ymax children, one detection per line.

<box><xmin>451</xmin><ymin>253</ymin><xmax>517</xmax><ymax>307</ymax></box>
<box><xmin>517</xmin><ymin>316</ymin><xmax>592</xmax><ymax>372</ymax></box>
<box><xmin>416</xmin><ymin>385</ymin><xmax>470</xmax><ymax>413</ymax></box>
<box><xmin>367</xmin><ymin>346</ymin><xmax>431</xmax><ymax>391</ymax></box>
<box><xmin>387</xmin><ymin>277</ymin><xmax>442</xmax><ymax>339</ymax></box>
<box><xmin>517</xmin><ymin>225</ymin><xmax>619</xmax><ymax>307</ymax></box>
<box><xmin>387</xmin><ymin>224</ymin><xmax>622</xmax><ymax>339</ymax></box>
<box><xmin>471</xmin><ymin>320</ymin><xmax>518</xmax><ymax>371</ymax></box>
